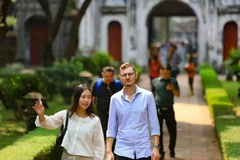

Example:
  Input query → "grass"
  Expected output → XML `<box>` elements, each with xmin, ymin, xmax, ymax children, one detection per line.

<box><xmin>0</xmin><ymin>94</ymin><xmax>68</xmax><ymax>150</ymax></box>
<box><xmin>0</xmin><ymin>102</ymin><xmax>26</xmax><ymax>150</ymax></box>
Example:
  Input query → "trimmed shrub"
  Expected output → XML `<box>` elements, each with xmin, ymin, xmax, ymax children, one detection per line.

<box><xmin>0</xmin><ymin>63</ymin><xmax>24</xmax><ymax>78</ymax></box>
<box><xmin>199</xmin><ymin>64</ymin><xmax>222</xmax><ymax>89</ymax></box>
<box><xmin>0</xmin><ymin>73</ymin><xmax>54</xmax><ymax>120</ymax></box>
<box><xmin>0</xmin><ymin>128</ymin><xmax>58</xmax><ymax>160</ymax></box>
<box><xmin>36</xmin><ymin>57</ymin><xmax>84</xmax><ymax>91</ymax></box>
<box><xmin>205</xmin><ymin>88</ymin><xmax>233</xmax><ymax>117</ymax></box>
<box><xmin>199</xmin><ymin>63</ymin><xmax>240</xmax><ymax>160</ymax></box>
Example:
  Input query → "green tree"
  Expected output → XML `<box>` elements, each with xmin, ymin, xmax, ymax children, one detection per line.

<box><xmin>225</xmin><ymin>48</ymin><xmax>240</xmax><ymax>97</ymax></box>
<box><xmin>37</xmin><ymin>0</ymin><xmax>92</xmax><ymax>66</ymax></box>
<box><xmin>36</xmin><ymin>0</ymin><xmax>69</xmax><ymax>66</ymax></box>
<box><xmin>226</xmin><ymin>48</ymin><xmax>240</xmax><ymax>81</ymax></box>
<box><xmin>65</xmin><ymin>0</ymin><xmax>92</xmax><ymax>59</ymax></box>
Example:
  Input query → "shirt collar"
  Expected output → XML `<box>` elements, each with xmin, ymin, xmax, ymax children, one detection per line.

<box><xmin>120</xmin><ymin>84</ymin><xmax>141</xmax><ymax>97</ymax></box>
<box><xmin>159</xmin><ymin>77</ymin><xmax>171</xmax><ymax>81</ymax></box>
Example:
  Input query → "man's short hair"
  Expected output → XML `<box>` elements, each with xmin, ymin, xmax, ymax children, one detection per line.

<box><xmin>102</xmin><ymin>66</ymin><xmax>115</xmax><ymax>72</ymax></box>
<box><xmin>119</xmin><ymin>62</ymin><xmax>136</xmax><ymax>72</ymax></box>
<box><xmin>161</xmin><ymin>63</ymin><xmax>172</xmax><ymax>71</ymax></box>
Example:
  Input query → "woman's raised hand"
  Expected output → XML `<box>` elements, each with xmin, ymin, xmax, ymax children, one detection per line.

<box><xmin>32</xmin><ymin>98</ymin><xmax>45</xmax><ymax>116</ymax></box>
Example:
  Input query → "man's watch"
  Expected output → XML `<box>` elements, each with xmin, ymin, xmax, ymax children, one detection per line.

<box><xmin>153</xmin><ymin>144</ymin><xmax>160</xmax><ymax>148</ymax></box>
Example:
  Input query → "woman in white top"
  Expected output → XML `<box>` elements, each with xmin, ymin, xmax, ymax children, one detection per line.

<box><xmin>33</xmin><ymin>84</ymin><xmax>105</xmax><ymax>160</ymax></box>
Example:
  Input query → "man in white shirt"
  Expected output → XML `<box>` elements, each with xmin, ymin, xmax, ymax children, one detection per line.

<box><xmin>106</xmin><ymin>62</ymin><xmax>160</xmax><ymax>160</ymax></box>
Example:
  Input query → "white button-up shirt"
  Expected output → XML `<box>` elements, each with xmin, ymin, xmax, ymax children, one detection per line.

<box><xmin>35</xmin><ymin>110</ymin><xmax>105</xmax><ymax>160</ymax></box>
<box><xmin>107</xmin><ymin>85</ymin><xmax>160</xmax><ymax>159</ymax></box>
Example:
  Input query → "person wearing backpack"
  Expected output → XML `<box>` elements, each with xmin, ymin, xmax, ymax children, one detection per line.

<box><xmin>92</xmin><ymin>66</ymin><xmax>123</xmax><ymax>141</ymax></box>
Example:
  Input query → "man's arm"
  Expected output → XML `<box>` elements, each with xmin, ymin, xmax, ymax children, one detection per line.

<box><xmin>106</xmin><ymin>137</ymin><xmax>114</xmax><ymax>160</ymax></box>
<box><xmin>172</xmin><ymin>88</ymin><xmax>180</xmax><ymax>97</ymax></box>
<box><xmin>172</xmin><ymin>80</ymin><xmax>180</xmax><ymax>97</ymax></box>
<box><xmin>106</xmin><ymin>97</ymin><xmax>117</xmax><ymax>160</ymax></box>
<box><xmin>152</xmin><ymin>135</ymin><xmax>160</xmax><ymax>147</ymax></box>
<box><xmin>152</xmin><ymin>135</ymin><xmax>160</xmax><ymax>160</ymax></box>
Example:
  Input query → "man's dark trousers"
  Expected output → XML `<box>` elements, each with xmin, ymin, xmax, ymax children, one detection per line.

<box><xmin>157</xmin><ymin>108</ymin><xmax>177</xmax><ymax>153</ymax></box>
<box><xmin>98</xmin><ymin>112</ymin><xmax>108</xmax><ymax>140</ymax></box>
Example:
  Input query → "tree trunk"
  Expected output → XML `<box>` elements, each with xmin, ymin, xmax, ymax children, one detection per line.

<box><xmin>236</xmin><ymin>74</ymin><xmax>240</xmax><ymax>81</ymax></box>
<box><xmin>65</xmin><ymin>0</ymin><xmax>92</xmax><ymax>59</ymax></box>
<box><xmin>0</xmin><ymin>0</ymin><xmax>10</xmax><ymax>41</ymax></box>
<box><xmin>42</xmin><ymin>41</ymin><xmax>54</xmax><ymax>66</ymax></box>
<box><xmin>37</xmin><ymin>0</ymin><xmax>68</xmax><ymax>66</ymax></box>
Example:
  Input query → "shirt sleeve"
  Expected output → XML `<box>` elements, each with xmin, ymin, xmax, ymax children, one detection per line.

<box><xmin>35</xmin><ymin>110</ymin><xmax>66</xmax><ymax>129</ymax></box>
<box><xmin>174</xmin><ymin>80</ymin><xmax>180</xmax><ymax>91</ymax></box>
<box><xmin>147</xmin><ymin>93</ymin><xmax>160</xmax><ymax>136</ymax></box>
<box><xmin>107</xmin><ymin>97</ymin><xmax>118</xmax><ymax>138</ymax></box>
<box><xmin>93</xmin><ymin>116</ymin><xmax>105</xmax><ymax>160</ymax></box>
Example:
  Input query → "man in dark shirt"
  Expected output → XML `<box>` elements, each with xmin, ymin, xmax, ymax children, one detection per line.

<box><xmin>92</xmin><ymin>66</ymin><xmax>123</xmax><ymax>141</ymax></box>
<box><xmin>152</xmin><ymin>63</ymin><xmax>180</xmax><ymax>160</ymax></box>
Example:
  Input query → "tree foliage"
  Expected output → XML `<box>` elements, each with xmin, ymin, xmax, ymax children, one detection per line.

<box><xmin>225</xmin><ymin>48</ymin><xmax>240</xmax><ymax>81</ymax></box>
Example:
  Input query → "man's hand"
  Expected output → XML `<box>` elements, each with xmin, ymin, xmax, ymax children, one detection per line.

<box><xmin>151</xmin><ymin>148</ymin><xmax>160</xmax><ymax>160</ymax></box>
<box><xmin>106</xmin><ymin>151</ymin><xmax>114</xmax><ymax>160</ymax></box>
<box><xmin>166</xmin><ymin>83</ymin><xmax>174</xmax><ymax>91</ymax></box>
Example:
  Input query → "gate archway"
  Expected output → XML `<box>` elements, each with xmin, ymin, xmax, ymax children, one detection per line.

<box><xmin>146</xmin><ymin>0</ymin><xmax>198</xmax><ymax>68</ymax></box>
<box><xmin>147</xmin><ymin>0</ymin><xmax>198</xmax><ymax>46</ymax></box>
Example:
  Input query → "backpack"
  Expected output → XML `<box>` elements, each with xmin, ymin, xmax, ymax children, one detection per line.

<box><xmin>95</xmin><ymin>78</ymin><xmax>122</xmax><ymax>92</ymax></box>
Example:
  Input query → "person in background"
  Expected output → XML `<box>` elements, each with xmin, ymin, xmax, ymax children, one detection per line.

<box><xmin>148</xmin><ymin>43</ymin><xmax>161</xmax><ymax>67</ymax></box>
<box><xmin>106</xmin><ymin>62</ymin><xmax>160</xmax><ymax>160</ymax></box>
<box><xmin>167</xmin><ymin>43</ymin><xmax>182</xmax><ymax>79</ymax></box>
<box><xmin>33</xmin><ymin>84</ymin><xmax>105</xmax><ymax>160</ymax></box>
<box><xmin>92</xmin><ymin>66</ymin><xmax>123</xmax><ymax>141</ymax></box>
<box><xmin>152</xmin><ymin>63</ymin><xmax>180</xmax><ymax>160</ymax></box>
<box><xmin>177</xmin><ymin>41</ymin><xmax>187</xmax><ymax>71</ymax></box>
<box><xmin>148</xmin><ymin>43</ymin><xmax>162</xmax><ymax>93</ymax></box>
<box><xmin>184</xmin><ymin>57</ymin><xmax>196</xmax><ymax>96</ymax></box>
<box><xmin>149</xmin><ymin>54</ymin><xmax>162</xmax><ymax>93</ymax></box>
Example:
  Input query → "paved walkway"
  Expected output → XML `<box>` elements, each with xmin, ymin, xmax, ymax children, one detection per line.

<box><xmin>137</xmin><ymin>73</ymin><xmax>222</xmax><ymax>160</ymax></box>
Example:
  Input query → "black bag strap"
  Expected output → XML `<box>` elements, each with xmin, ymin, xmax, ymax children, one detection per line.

<box><xmin>63</xmin><ymin>110</ymin><xmax>69</xmax><ymax>133</ymax></box>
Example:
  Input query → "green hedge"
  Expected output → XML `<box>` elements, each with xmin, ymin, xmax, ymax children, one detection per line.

<box><xmin>0</xmin><ymin>128</ymin><xmax>58</xmax><ymax>160</ymax></box>
<box><xmin>199</xmin><ymin>63</ymin><xmax>222</xmax><ymax>89</ymax></box>
<box><xmin>199</xmin><ymin>64</ymin><xmax>240</xmax><ymax>160</ymax></box>
<box><xmin>215</xmin><ymin>116</ymin><xmax>240</xmax><ymax>160</ymax></box>
<box><xmin>205</xmin><ymin>88</ymin><xmax>233</xmax><ymax>117</ymax></box>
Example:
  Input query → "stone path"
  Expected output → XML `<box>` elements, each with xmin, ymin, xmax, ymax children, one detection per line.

<box><xmin>137</xmin><ymin>73</ymin><xmax>223</xmax><ymax>160</ymax></box>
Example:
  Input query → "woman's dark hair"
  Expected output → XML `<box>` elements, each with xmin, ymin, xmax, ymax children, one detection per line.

<box><xmin>68</xmin><ymin>84</ymin><xmax>94</xmax><ymax>118</ymax></box>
